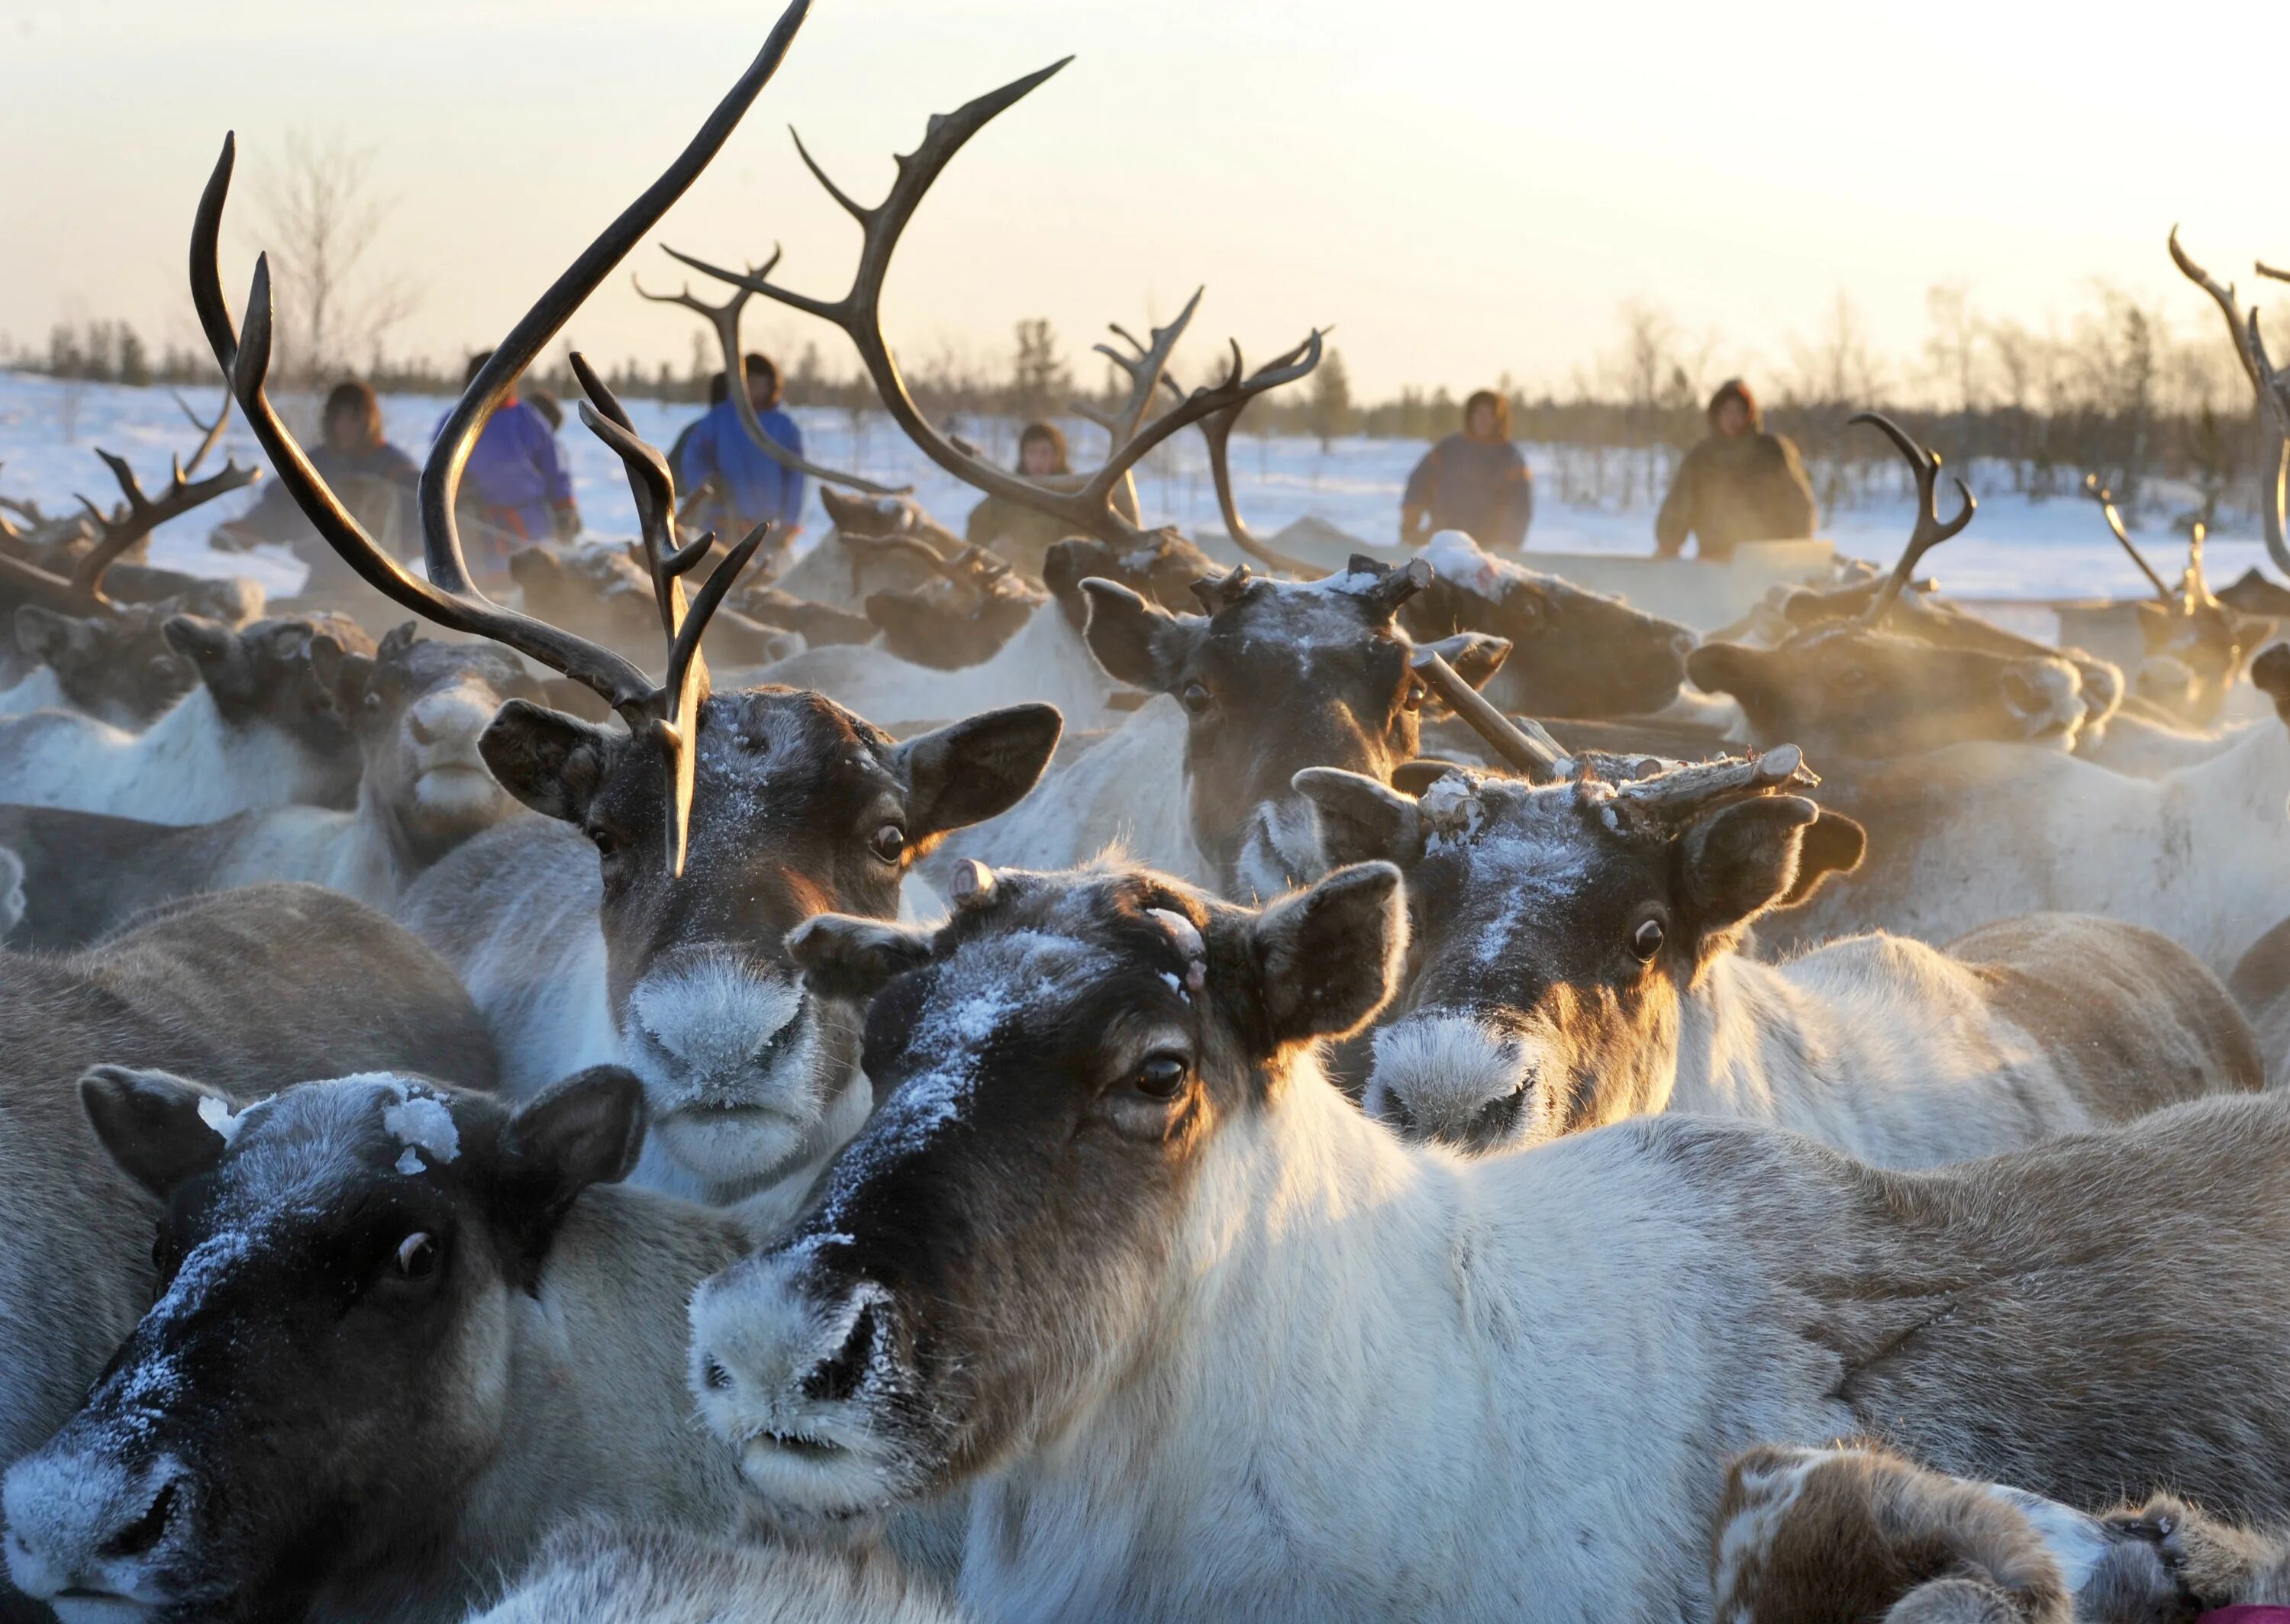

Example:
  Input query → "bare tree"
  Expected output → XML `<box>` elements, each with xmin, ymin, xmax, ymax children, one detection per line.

<box><xmin>1922</xmin><ymin>282</ymin><xmax>1982</xmax><ymax>466</ymax></box>
<box><xmin>249</xmin><ymin>130</ymin><xmax>418</xmax><ymax>386</ymax></box>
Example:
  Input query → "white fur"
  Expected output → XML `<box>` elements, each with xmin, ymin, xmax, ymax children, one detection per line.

<box><xmin>942</xmin><ymin>1062</ymin><xmax>1847</xmax><ymax>1621</ymax></box>
<box><xmin>752</xmin><ymin>607</ymin><xmax>1123</xmax><ymax>733</ymax></box>
<box><xmin>936</xmin><ymin>698</ymin><xmax>1208</xmax><ymax>886</ymax></box>
<box><xmin>1785</xmin><ymin>727</ymin><xmax>2290</xmax><ymax>973</ymax></box>
<box><xmin>0</xmin><ymin>666</ymin><xmax>64</xmax><ymax>717</ymax></box>
<box><xmin>0</xmin><ymin>688</ymin><xmax>323</xmax><ymax>823</ymax></box>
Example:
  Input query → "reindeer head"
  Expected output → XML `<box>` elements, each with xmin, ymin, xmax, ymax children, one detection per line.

<box><xmin>686</xmin><ymin>858</ymin><xmax>1405</xmax><ymax>1520</ymax></box>
<box><xmin>15</xmin><ymin>602</ymin><xmax>202</xmax><ymax>727</ymax></box>
<box><xmin>1405</xmin><ymin>530</ymin><xmax>1697</xmax><ymax>717</ymax></box>
<box><xmin>1079</xmin><ymin>557</ymin><xmax>1509</xmax><ymax>897</ymax></box>
<box><xmin>344</xmin><ymin>625</ymin><xmax>550</xmax><ymax>868</ymax></box>
<box><xmin>189</xmin><ymin>2</ymin><xmax>1060</xmax><ymax>1205</ymax></box>
<box><xmin>2</xmin><ymin>1066</ymin><xmax>658</xmax><ymax>1624</ymax></box>
<box><xmin>1298</xmin><ymin>751</ymin><xmax>1863</xmax><ymax>1153</ymax></box>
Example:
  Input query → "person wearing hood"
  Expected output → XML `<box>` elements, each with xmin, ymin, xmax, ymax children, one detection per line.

<box><xmin>1653</xmin><ymin>379</ymin><xmax>1817</xmax><ymax>562</ymax></box>
<box><xmin>212</xmin><ymin>380</ymin><xmax>416</xmax><ymax>591</ymax></box>
<box><xmin>676</xmin><ymin>351</ymin><xmax>806</xmax><ymax>550</ymax></box>
<box><xmin>1400</xmin><ymin>389</ymin><xmax>1534</xmax><ymax>551</ymax></box>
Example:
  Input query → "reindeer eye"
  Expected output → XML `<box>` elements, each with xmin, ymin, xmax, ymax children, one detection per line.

<box><xmin>394</xmin><ymin>1232</ymin><xmax>438</xmax><ymax>1280</ymax></box>
<box><xmin>589</xmin><ymin>827</ymin><xmax>620</xmax><ymax>860</ymax></box>
<box><xmin>1630</xmin><ymin>918</ymin><xmax>1666</xmax><ymax>962</ymax></box>
<box><xmin>1134</xmin><ymin>1053</ymin><xmax>1190</xmax><ymax>1100</ymax></box>
<box><xmin>1180</xmin><ymin>682</ymin><xmax>1212</xmax><ymax>716</ymax></box>
<box><xmin>1403</xmin><ymin>681</ymin><xmax>1426</xmax><ymax>712</ymax></box>
<box><xmin>869</xmin><ymin>823</ymin><xmax>907</xmax><ymax>863</ymax></box>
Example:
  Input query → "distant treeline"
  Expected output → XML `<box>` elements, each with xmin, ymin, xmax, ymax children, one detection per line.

<box><xmin>11</xmin><ymin>283</ymin><xmax>2278</xmax><ymax>529</ymax></box>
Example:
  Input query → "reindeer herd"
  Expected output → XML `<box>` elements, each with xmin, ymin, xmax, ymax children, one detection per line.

<box><xmin>5</xmin><ymin>5</ymin><xmax>2290</xmax><ymax>1621</ymax></box>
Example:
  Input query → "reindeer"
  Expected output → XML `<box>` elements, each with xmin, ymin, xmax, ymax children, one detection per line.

<box><xmin>0</xmin><ymin>880</ymin><xmax>496</xmax><ymax>1573</ymax></box>
<box><xmin>934</xmin><ymin>554</ymin><xmax>1510</xmax><ymax>897</ymax></box>
<box><xmin>1751</xmin><ymin>643</ymin><xmax>2290</xmax><ymax>975</ymax></box>
<box><xmin>0</xmin><ymin>1067</ymin><xmax>750</xmax><ymax>1624</ymax></box>
<box><xmin>189</xmin><ymin>2</ymin><xmax>1061</xmax><ymax>1213</ymax></box>
<box><xmin>682</xmin><ymin>857</ymin><xmax>2290</xmax><ymax>1622</ymax></box>
<box><xmin>0</xmin><ymin>438</ymin><xmax>264</xmax><ymax>726</ymax></box>
<box><xmin>1712</xmin><ymin>1442</ymin><xmax>2290</xmax><ymax>1624</ymax></box>
<box><xmin>509</xmin><ymin>541</ymin><xmax>802</xmax><ymax>669</ymax></box>
<box><xmin>1297</xmin><ymin>734</ymin><xmax>2259</xmax><ymax>1158</ymax></box>
<box><xmin>0</xmin><ymin>611</ymin><xmax>376</xmax><ymax>823</ymax></box>
<box><xmin>0</xmin><ymin>627</ymin><xmax>551</xmax><ymax>948</ymax></box>
<box><xmin>1692</xmin><ymin>415</ymin><xmax>2099</xmax><ymax>762</ymax></box>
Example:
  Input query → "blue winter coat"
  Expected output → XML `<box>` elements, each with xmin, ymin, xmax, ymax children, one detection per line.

<box><xmin>677</xmin><ymin>399</ymin><xmax>807</xmax><ymax>535</ymax></box>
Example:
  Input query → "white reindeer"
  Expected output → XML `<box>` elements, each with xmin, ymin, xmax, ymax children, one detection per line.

<box><xmin>686</xmin><ymin>858</ymin><xmax>2290</xmax><ymax>1623</ymax></box>
<box><xmin>1296</xmin><ymin>753</ymin><xmax>2261</xmax><ymax>1161</ymax></box>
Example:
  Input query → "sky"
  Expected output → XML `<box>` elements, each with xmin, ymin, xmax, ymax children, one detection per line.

<box><xmin>2</xmin><ymin>0</ymin><xmax>2283</xmax><ymax>402</ymax></box>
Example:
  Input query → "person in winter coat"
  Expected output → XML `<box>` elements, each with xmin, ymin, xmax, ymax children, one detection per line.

<box><xmin>211</xmin><ymin>380</ymin><xmax>417</xmax><ymax>591</ymax></box>
<box><xmin>1653</xmin><ymin>379</ymin><xmax>1817</xmax><ymax>562</ymax></box>
<box><xmin>1400</xmin><ymin>390</ymin><xmax>1534</xmax><ymax>552</ymax></box>
<box><xmin>440</xmin><ymin>351</ymin><xmax>580</xmax><ymax>576</ymax></box>
<box><xmin>964</xmin><ymin>420</ymin><xmax>1081</xmax><ymax>579</ymax></box>
<box><xmin>676</xmin><ymin>353</ymin><xmax>806</xmax><ymax>548</ymax></box>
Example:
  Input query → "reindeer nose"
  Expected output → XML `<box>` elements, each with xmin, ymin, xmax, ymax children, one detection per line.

<box><xmin>102</xmin><ymin>1475</ymin><xmax>180</xmax><ymax>1560</ymax></box>
<box><xmin>408</xmin><ymin>710</ymin><xmax>438</xmax><ymax>745</ymax></box>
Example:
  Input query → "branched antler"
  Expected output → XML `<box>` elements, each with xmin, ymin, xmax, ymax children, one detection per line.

<box><xmin>189</xmin><ymin>0</ymin><xmax>811</xmax><ymax>874</ymax></box>
<box><xmin>1075</xmin><ymin>290</ymin><xmax>1201</xmax><ymax>455</ymax></box>
<box><xmin>633</xmin><ymin>259</ymin><xmax>911</xmax><ymax>497</ymax></box>
<box><xmin>1850</xmin><ymin>411</ymin><xmax>1976</xmax><ymax>624</ymax></box>
<box><xmin>664</xmin><ymin>63</ymin><xmax>1326</xmax><ymax>553</ymax></box>
<box><xmin>0</xmin><ymin>449</ymin><xmax>259</xmax><ymax>615</ymax></box>
<box><xmin>1160</xmin><ymin>336</ymin><xmax>1324</xmax><ymax>575</ymax></box>
<box><xmin>2170</xmin><ymin>227</ymin><xmax>2290</xmax><ymax>573</ymax></box>
<box><xmin>169</xmin><ymin>388</ymin><xmax>233</xmax><ymax>477</ymax></box>
<box><xmin>2081</xmin><ymin>475</ymin><xmax>2175</xmax><ymax>604</ymax></box>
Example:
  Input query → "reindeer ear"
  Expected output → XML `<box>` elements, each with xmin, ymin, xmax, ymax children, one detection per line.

<box><xmin>499</xmin><ymin>1065</ymin><xmax>647</xmax><ymax>1229</ymax></box>
<box><xmin>1079</xmin><ymin>578</ymin><xmax>1197</xmax><ymax>692</ymax></box>
<box><xmin>479</xmin><ymin>698</ymin><xmax>615</xmax><ymax>824</ymax></box>
<box><xmin>1680</xmin><ymin>795</ymin><xmax>1822</xmax><ymax>936</ymax></box>
<box><xmin>1293</xmin><ymin>768</ymin><xmax>1422</xmax><ymax>868</ymax></box>
<box><xmin>1043</xmin><ymin>540</ymin><xmax>1118</xmax><ymax>629</ymax></box>
<box><xmin>895</xmin><ymin>704</ymin><xmax>1063</xmax><ymax>845</ymax></box>
<box><xmin>1413</xmin><ymin>632</ymin><xmax>1511</xmax><ymax>698</ymax></box>
<box><xmin>80</xmin><ymin>1065</ymin><xmax>239</xmax><ymax>1200</ymax></box>
<box><xmin>1240</xmin><ymin>862</ymin><xmax>1407</xmax><ymax>1052</ymax></box>
<box><xmin>786</xmin><ymin>914</ymin><xmax>935</xmax><ymax>1005</ymax></box>
<box><xmin>1685</xmin><ymin>641</ymin><xmax>1770</xmax><ymax>703</ymax></box>
<box><xmin>165</xmin><ymin>614</ymin><xmax>252</xmax><ymax>701</ymax></box>
<box><xmin>1775</xmin><ymin>811</ymin><xmax>1865</xmax><ymax>909</ymax></box>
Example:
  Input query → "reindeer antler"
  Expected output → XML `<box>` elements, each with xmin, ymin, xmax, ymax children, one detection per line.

<box><xmin>2081</xmin><ymin>475</ymin><xmax>2175</xmax><ymax>604</ymax></box>
<box><xmin>189</xmin><ymin>0</ymin><xmax>811</xmax><ymax>875</ymax></box>
<box><xmin>1849</xmin><ymin>411</ymin><xmax>1975</xmax><ymax>624</ymax></box>
<box><xmin>1156</xmin><ymin>336</ymin><xmax>1324</xmax><ymax>576</ymax></box>
<box><xmin>633</xmin><ymin>259</ymin><xmax>911</xmax><ymax>497</ymax></box>
<box><xmin>1411</xmin><ymin>647</ymin><xmax>1567</xmax><ymax>778</ymax></box>
<box><xmin>2170</xmin><ymin>227</ymin><xmax>2290</xmax><ymax>575</ymax></box>
<box><xmin>663</xmin><ymin>63</ymin><xmax>1327</xmax><ymax>553</ymax></box>
<box><xmin>0</xmin><ymin>447</ymin><xmax>259</xmax><ymax>616</ymax></box>
<box><xmin>169</xmin><ymin>388</ymin><xmax>233</xmax><ymax>477</ymax></box>
<box><xmin>1605</xmin><ymin>744</ymin><xmax>1818</xmax><ymax>823</ymax></box>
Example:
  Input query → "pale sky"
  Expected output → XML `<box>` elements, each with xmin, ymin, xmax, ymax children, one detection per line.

<box><xmin>2</xmin><ymin>0</ymin><xmax>2281</xmax><ymax>401</ymax></box>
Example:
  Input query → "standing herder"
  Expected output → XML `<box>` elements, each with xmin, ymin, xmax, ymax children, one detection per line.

<box><xmin>1654</xmin><ymin>379</ymin><xmax>1817</xmax><ymax>562</ymax></box>
<box><xmin>1400</xmin><ymin>389</ymin><xmax>1535</xmax><ymax>552</ymax></box>
<box><xmin>677</xmin><ymin>352</ymin><xmax>807</xmax><ymax>553</ymax></box>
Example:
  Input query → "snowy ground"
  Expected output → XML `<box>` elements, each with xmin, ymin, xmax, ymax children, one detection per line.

<box><xmin>0</xmin><ymin>370</ymin><xmax>2263</xmax><ymax>610</ymax></box>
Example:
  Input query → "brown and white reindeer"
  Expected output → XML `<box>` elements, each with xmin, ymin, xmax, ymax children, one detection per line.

<box><xmin>0</xmin><ymin>1055</ymin><xmax>972</xmax><ymax>1624</ymax></box>
<box><xmin>0</xmin><ymin>611</ymin><xmax>376</xmax><ymax>823</ymax></box>
<box><xmin>190</xmin><ymin>0</ymin><xmax>1061</xmax><ymax>1213</ymax></box>
<box><xmin>0</xmin><ymin>626</ymin><xmax>552</xmax><ymax>949</ymax></box>
<box><xmin>1297</xmin><ymin>733</ymin><xmax>2258</xmax><ymax>1158</ymax></box>
<box><xmin>0</xmin><ymin>879</ymin><xmax>497</xmax><ymax>1582</ymax></box>
<box><xmin>1711</xmin><ymin>1442</ymin><xmax>2290</xmax><ymax>1624</ymax></box>
<box><xmin>674</xmin><ymin>857</ymin><xmax>2290</xmax><ymax>1622</ymax></box>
